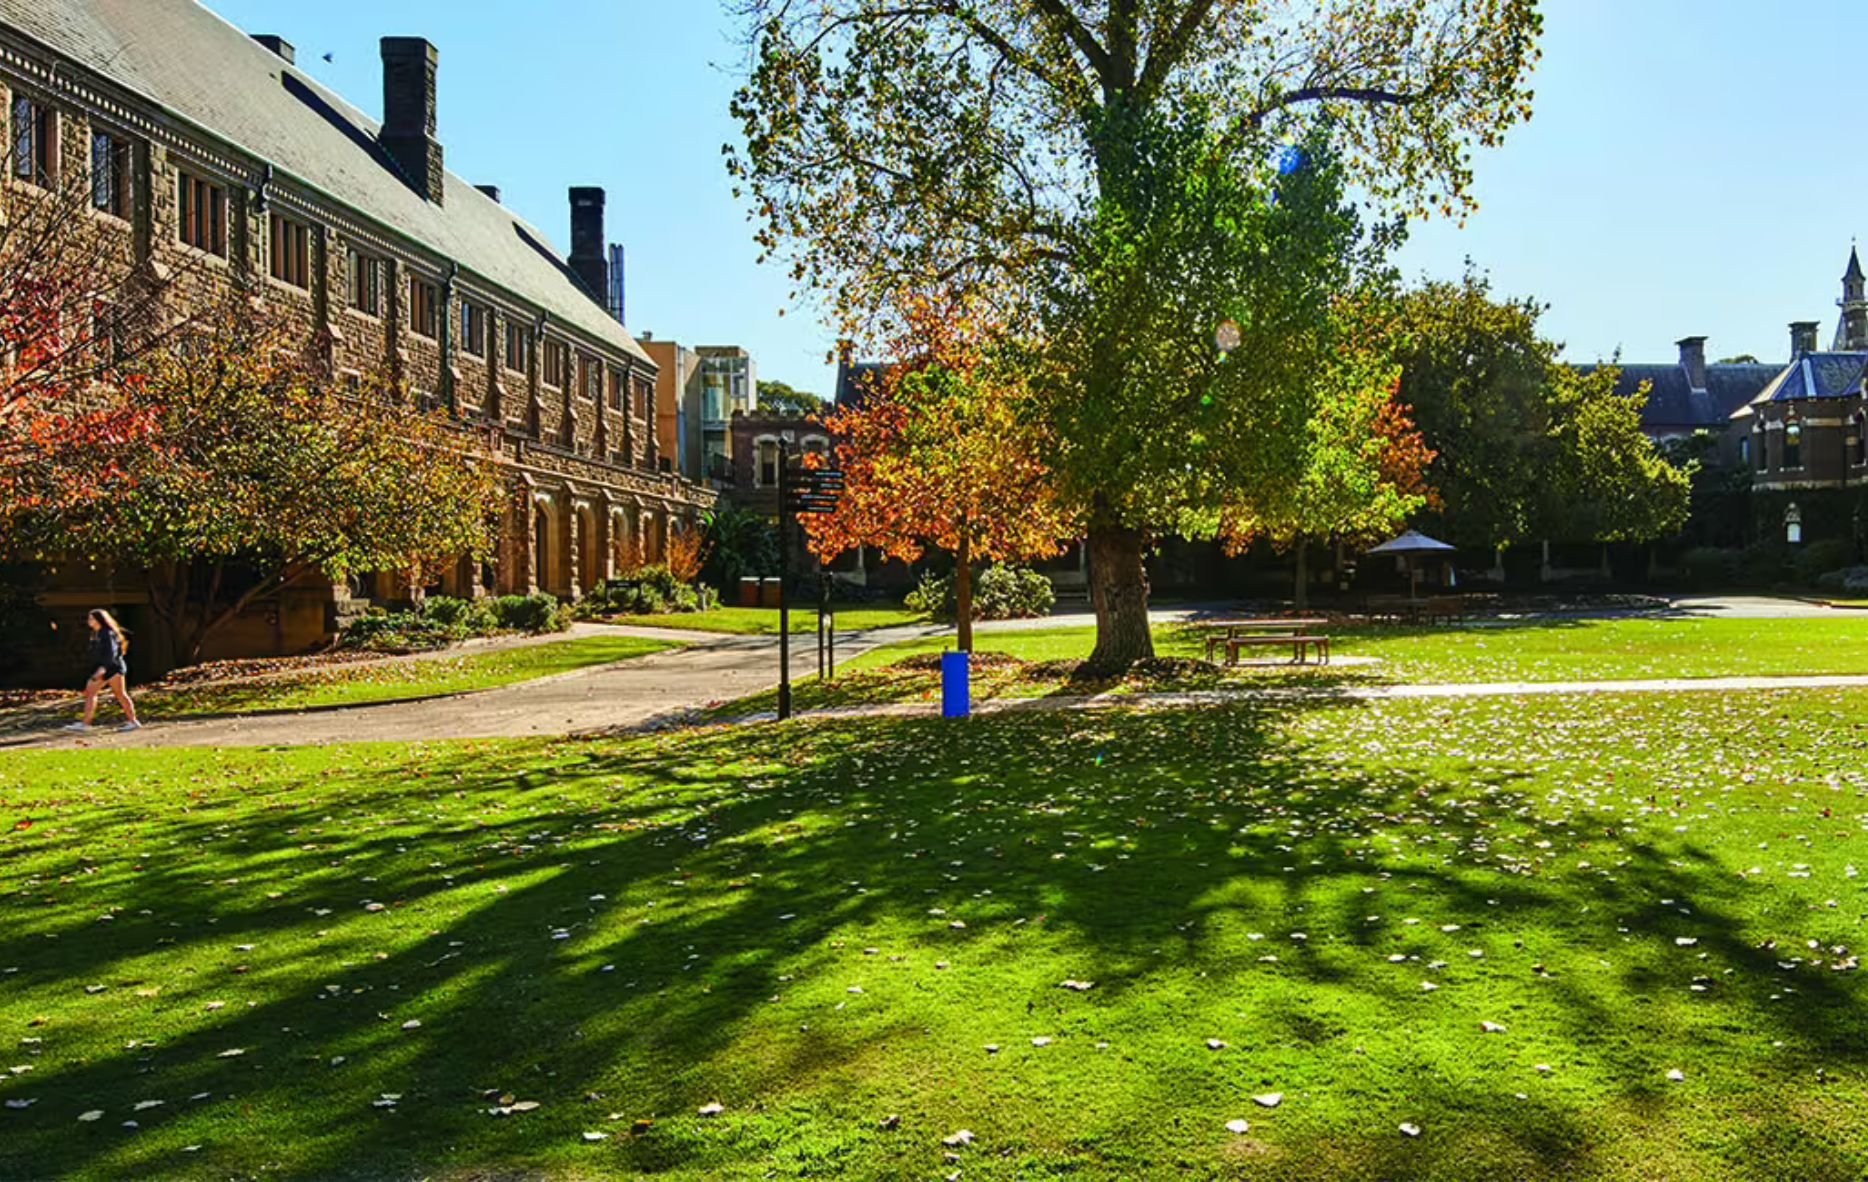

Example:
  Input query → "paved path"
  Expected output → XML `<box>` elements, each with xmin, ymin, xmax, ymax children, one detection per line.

<box><xmin>14</xmin><ymin>624</ymin><xmax>935</xmax><ymax>751</ymax></box>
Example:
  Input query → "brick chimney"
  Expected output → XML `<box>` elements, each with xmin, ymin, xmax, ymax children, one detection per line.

<box><xmin>380</xmin><ymin>37</ymin><xmax>443</xmax><ymax>205</ymax></box>
<box><xmin>1791</xmin><ymin>320</ymin><xmax>1820</xmax><ymax>358</ymax></box>
<box><xmin>251</xmin><ymin>34</ymin><xmax>295</xmax><ymax>64</ymax></box>
<box><xmin>568</xmin><ymin>187</ymin><xmax>607</xmax><ymax>307</ymax></box>
<box><xmin>1675</xmin><ymin>336</ymin><xmax>1708</xmax><ymax>390</ymax></box>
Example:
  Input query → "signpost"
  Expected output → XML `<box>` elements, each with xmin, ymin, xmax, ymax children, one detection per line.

<box><xmin>776</xmin><ymin>447</ymin><xmax>844</xmax><ymax>720</ymax></box>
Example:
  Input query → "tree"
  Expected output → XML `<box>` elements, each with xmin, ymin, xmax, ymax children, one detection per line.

<box><xmin>1392</xmin><ymin>271</ymin><xmax>1690</xmax><ymax>559</ymax></box>
<box><xmin>755</xmin><ymin>380</ymin><xmax>827</xmax><ymax>417</ymax></box>
<box><xmin>730</xmin><ymin>0</ymin><xmax>1542</xmax><ymax>664</ymax></box>
<box><xmin>1717</xmin><ymin>354</ymin><xmax>1761</xmax><ymax>365</ymax></box>
<box><xmin>0</xmin><ymin>173</ymin><xmax>196</xmax><ymax>525</ymax></box>
<box><xmin>1539</xmin><ymin>363</ymin><xmax>1691</xmax><ymax>546</ymax></box>
<box><xmin>1218</xmin><ymin>362</ymin><xmax>1438</xmax><ymax>608</ymax></box>
<box><xmin>802</xmin><ymin>297</ymin><xmax>1073</xmax><ymax>651</ymax></box>
<box><xmin>34</xmin><ymin>303</ymin><xmax>502</xmax><ymax>668</ymax></box>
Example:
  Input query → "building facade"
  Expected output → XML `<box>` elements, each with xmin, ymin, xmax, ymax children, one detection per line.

<box><xmin>2</xmin><ymin>0</ymin><xmax>713</xmax><ymax>667</ymax></box>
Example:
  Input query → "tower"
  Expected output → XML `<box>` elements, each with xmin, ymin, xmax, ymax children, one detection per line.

<box><xmin>1840</xmin><ymin>245</ymin><xmax>1868</xmax><ymax>349</ymax></box>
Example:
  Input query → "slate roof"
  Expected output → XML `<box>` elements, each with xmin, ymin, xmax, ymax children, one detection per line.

<box><xmin>1574</xmin><ymin>361</ymin><xmax>1778</xmax><ymax>432</ymax></box>
<box><xmin>1732</xmin><ymin>352</ymin><xmax>1868</xmax><ymax>417</ymax></box>
<box><xmin>0</xmin><ymin>0</ymin><xmax>650</xmax><ymax>366</ymax></box>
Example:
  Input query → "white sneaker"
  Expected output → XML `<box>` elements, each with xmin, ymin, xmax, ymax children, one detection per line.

<box><xmin>117</xmin><ymin>721</ymin><xmax>143</xmax><ymax>732</ymax></box>
<box><xmin>61</xmin><ymin>722</ymin><xmax>90</xmax><ymax>733</ymax></box>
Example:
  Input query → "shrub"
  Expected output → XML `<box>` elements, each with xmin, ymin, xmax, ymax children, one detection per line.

<box><xmin>421</xmin><ymin>595</ymin><xmax>496</xmax><ymax>634</ymax></box>
<box><xmin>905</xmin><ymin>564</ymin><xmax>1055</xmax><ymax>621</ymax></box>
<box><xmin>491</xmin><ymin>592</ymin><xmax>571</xmax><ymax>634</ymax></box>
<box><xmin>341</xmin><ymin>609</ymin><xmax>460</xmax><ymax>652</ymax></box>
<box><xmin>1794</xmin><ymin>539</ymin><xmax>1856</xmax><ymax>586</ymax></box>
<box><xmin>581</xmin><ymin>566</ymin><xmax>719</xmax><ymax>616</ymax></box>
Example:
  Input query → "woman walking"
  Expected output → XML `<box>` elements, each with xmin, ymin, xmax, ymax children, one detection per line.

<box><xmin>64</xmin><ymin>609</ymin><xmax>141</xmax><ymax>733</ymax></box>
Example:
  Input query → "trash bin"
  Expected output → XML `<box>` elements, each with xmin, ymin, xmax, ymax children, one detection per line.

<box><xmin>738</xmin><ymin>577</ymin><xmax>761</xmax><ymax>608</ymax></box>
<box><xmin>941</xmin><ymin>651</ymin><xmax>970</xmax><ymax>719</ymax></box>
<box><xmin>759</xmin><ymin>577</ymin><xmax>783</xmax><ymax>608</ymax></box>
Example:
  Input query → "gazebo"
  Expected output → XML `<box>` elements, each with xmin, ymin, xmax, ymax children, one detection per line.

<box><xmin>1366</xmin><ymin>530</ymin><xmax>1456</xmax><ymax>601</ymax></box>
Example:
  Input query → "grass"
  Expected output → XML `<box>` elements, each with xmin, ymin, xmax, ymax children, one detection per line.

<box><xmin>2</xmin><ymin>690</ymin><xmax>1865</xmax><ymax>1179</ymax></box>
<box><xmin>764</xmin><ymin>616</ymin><xmax>1868</xmax><ymax>709</ymax></box>
<box><xmin>607</xmin><ymin>604</ymin><xmax>926</xmax><ymax>635</ymax></box>
<box><xmin>43</xmin><ymin>635</ymin><xmax>678</xmax><ymax>722</ymax></box>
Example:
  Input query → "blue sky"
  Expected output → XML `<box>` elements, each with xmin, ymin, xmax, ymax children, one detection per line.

<box><xmin>207</xmin><ymin>0</ymin><xmax>1868</xmax><ymax>393</ymax></box>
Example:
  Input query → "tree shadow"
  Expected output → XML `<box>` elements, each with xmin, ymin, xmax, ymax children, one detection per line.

<box><xmin>1</xmin><ymin>697</ymin><xmax>1864</xmax><ymax>1179</ymax></box>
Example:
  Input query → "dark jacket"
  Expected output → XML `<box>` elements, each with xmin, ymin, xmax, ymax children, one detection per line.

<box><xmin>87</xmin><ymin>629</ymin><xmax>127</xmax><ymax>677</ymax></box>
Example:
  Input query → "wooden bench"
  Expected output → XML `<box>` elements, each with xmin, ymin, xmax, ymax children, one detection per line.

<box><xmin>1225</xmin><ymin>633</ymin><xmax>1330</xmax><ymax>665</ymax></box>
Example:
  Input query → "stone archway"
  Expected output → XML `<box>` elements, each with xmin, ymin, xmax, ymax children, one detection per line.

<box><xmin>577</xmin><ymin>501</ymin><xmax>600</xmax><ymax>595</ymax></box>
<box><xmin>532</xmin><ymin>502</ymin><xmax>554</xmax><ymax>596</ymax></box>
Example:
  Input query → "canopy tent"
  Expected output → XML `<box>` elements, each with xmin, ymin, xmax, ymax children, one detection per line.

<box><xmin>1367</xmin><ymin>530</ymin><xmax>1456</xmax><ymax>600</ymax></box>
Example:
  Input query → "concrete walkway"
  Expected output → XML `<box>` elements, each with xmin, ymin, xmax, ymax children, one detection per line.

<box><xmin>13</xmin><ymin>623</ymin><xmax>934</xmax><ymax>751</ymax></box>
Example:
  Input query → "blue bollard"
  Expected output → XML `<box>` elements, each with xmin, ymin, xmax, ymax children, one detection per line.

<box><xmin>940</xmin><ymin>651</ymin><xmax>971</xmax><ymax>718</ymax></box>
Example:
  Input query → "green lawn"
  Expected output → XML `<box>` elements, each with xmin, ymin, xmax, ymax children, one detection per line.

<box><xmin>608</xmin><ymin>604</ymin><xmax>926</xmax><ymax>635</ymax></box>
<box><xmin>844</xmin><ymin>615</ymin><xmax>1868</xmax><ymax>684</ymax></box>
<box><xmin>2</xmin><ymin>691</ymin><xmax>1864</xmax><ymax>1179</ymax></box>
<box><xmin>81</xmin><ymin>635</ymin><xmax>677</xmax><ymax>721</ymax></box>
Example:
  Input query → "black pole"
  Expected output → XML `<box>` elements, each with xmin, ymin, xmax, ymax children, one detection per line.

<box><xmin>777</xmin><ymin>441</ymin><xmax>791</xmax><ymax>720</ymax></box>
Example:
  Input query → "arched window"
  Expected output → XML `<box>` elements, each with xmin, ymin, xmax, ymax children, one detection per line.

<box><xmin>757</xmin><ymin>437</ymin><xmax>780</xmax><ymax>487</ymax></box>
<box><xmin>1785</xmin><ymin>502</ymin><xmax>1803</xmax><ymax>545</ymax></box>
<box><xmin>1783</xmin><ymin>420</ymin><xmax>1802</xmax><ymax>469</ymax></box>
<box><xmin>1752</xmin><ymin>423</ymin><xmax>1766</xmax><ymax>470</ymax></box>
<box><xmin>1854</xmin><ymin>412</ymin><xmax>1867</xmax><ymax>466</ymax></box>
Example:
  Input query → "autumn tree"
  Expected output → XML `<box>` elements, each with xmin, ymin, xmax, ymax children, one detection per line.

<box><xmin>23</xmin><ymin>302</ymin><xmax>502</xmax><ymax>669</ymax></box>
<box><xmin>0</xmin><ymin>172</ymin><xmax>196</xmax><ymax>523</ymax></box>
<box><xmin>731</xmin><ymin>0</ymin><xmax>1542</xmax><ymax>664</ymax></box>
<box><xmin>803</xmin><ymin>298</ymin><xmax>1073</xmax><ymax>652</ymax></box>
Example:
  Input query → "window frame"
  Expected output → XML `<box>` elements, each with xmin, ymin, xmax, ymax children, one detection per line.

<box><xmin>408</xmin><ymin>275</ymin><xmax>439</xmax><ymax>340</ymax></box>
<box><xmin>176</xmin><ymin>169</ymin><xmax>228</xmax><ymax>256</ymax></box>
<box><xmin>504</xmin><ymin>321</ymin><xmax>531</xmax><ymax>375</ymax></box>
<box><xmin>10</xmin><ymin>93</ymin><xmax>57</xmax><ymax>186</ymax></box>
<box><xmin>347</xmin><ymin>247</ymin><xmax>382</xmax><ymax>316</ymax></box>
<box><xmin>461</xmin><ymin>300</ymin><xmax>489</xmax><ymax>361</ymax></box>
<box><xmin>541</xmin><ymin>338</ymin><xmax>566</xmax><ymax>389</ymax></box>
<box><xmin>89</xmin><ymin>128</ymin><xmax>133</xmax><ymax>219</ymax></box>
<box><xmin>267</xmin><ymin>211</ymin><xmax>312</xmax><ymax>289</ymax></box>
<box><xmin>1783</xmin><ymin>420</ymin><xmax>1803</xmax><ymax>470</ymax></box>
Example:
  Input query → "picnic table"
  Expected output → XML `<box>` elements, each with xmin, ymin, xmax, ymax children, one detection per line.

<box><xmin>1194</xmin><ymin>617</ymin><xmax>1331</xmax><ymax>666</ymax></box>
<box><xmin>1362</xmin><ymin>595</ymin><xmax>1466</xmax><ymax>626</ymax></box>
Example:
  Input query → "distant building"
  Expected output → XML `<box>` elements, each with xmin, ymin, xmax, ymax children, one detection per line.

<box><xmin>638</xmin><ymin>338</ymin><xmax>757</xmax><ymax>484</ymax></box>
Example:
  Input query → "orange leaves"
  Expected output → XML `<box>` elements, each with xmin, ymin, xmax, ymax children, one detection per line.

<box><xmin>802</xmin><ymin>297</ymin><xmax>1074</xmax><ymax>567</ymax></box>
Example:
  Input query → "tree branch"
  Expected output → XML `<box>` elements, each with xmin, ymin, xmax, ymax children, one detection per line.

<box><xmin>1244</xmin><ymin>85</ymin><xmax>1419</xmax><ymax>127</ymax></box>
<box><xmin>1136</xmin><ymin>0</ymin><xmax>1219</xmax><ymax>100</ymax></box>
<box><xmin>1031</xmin><ymin>0</ymin><xmax>1111</xmax><ymax>84</ymax></box>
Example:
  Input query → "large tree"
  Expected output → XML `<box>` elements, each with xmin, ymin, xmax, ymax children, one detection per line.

<box><xmin>730</xmin><ymin>0</ymin><xmax>1542</xmax><ymax>664</ymax></box>
<box><xmin>1393</xmin><ymin>272</ymin><xmax>1690</xmax><ymax>558</ymax></box>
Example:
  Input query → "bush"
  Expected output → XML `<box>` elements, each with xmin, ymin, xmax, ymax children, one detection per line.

<box><xmin>341</xmin><ymin>610</ymin><xmax>461</xmax><ymax>653</ymax></box>
<box><xmin>905</xmin><ymin>564</ymin><xmax>1055</xmax><ymax>621</ymax></box>
<box><xmin>580</xmin><ymin>566</ymin><xmax>720</xmax><ymax>617</ymax></box>
<box><xmin>421</xmin><ymin>595</ymin><xmax>497</xmax><ymax>634</ymax></box>
<box><xmin>1794</xmin><ymin>539</ymin><xmax>1856</xmax><ymax>586</ymax></box>
<box><xmin>490</xmin><ymin>592</ymin><xmax>571</xmax><ymax>634</ymax></box>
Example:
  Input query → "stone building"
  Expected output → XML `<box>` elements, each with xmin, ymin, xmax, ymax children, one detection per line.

<box><xmin>2</xmin><ymin>0</ymin><xmax>713</xmax><ymax>666</ymax></box>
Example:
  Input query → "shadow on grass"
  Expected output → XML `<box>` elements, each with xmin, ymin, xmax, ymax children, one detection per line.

<box><xmin>1</xmin><ymin>698</ymin><xmax>1864</xmax><ymax>1179</ymax></box>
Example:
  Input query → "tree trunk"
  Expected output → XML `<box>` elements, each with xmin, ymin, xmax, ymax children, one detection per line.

<box><xmin>1293</xmin><ymin>538</ymin><xmax>1309</xmax><ymax>610</ymax></box>
<box><xmin>954</xmin><ymin>530</ymin><xmax>974</xmax><ymax>653</ymax></box>
<box><xmin>1086</xmin><ymin>516</ymin><xmax>1153</xmax><ymax>669</ymax></box>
